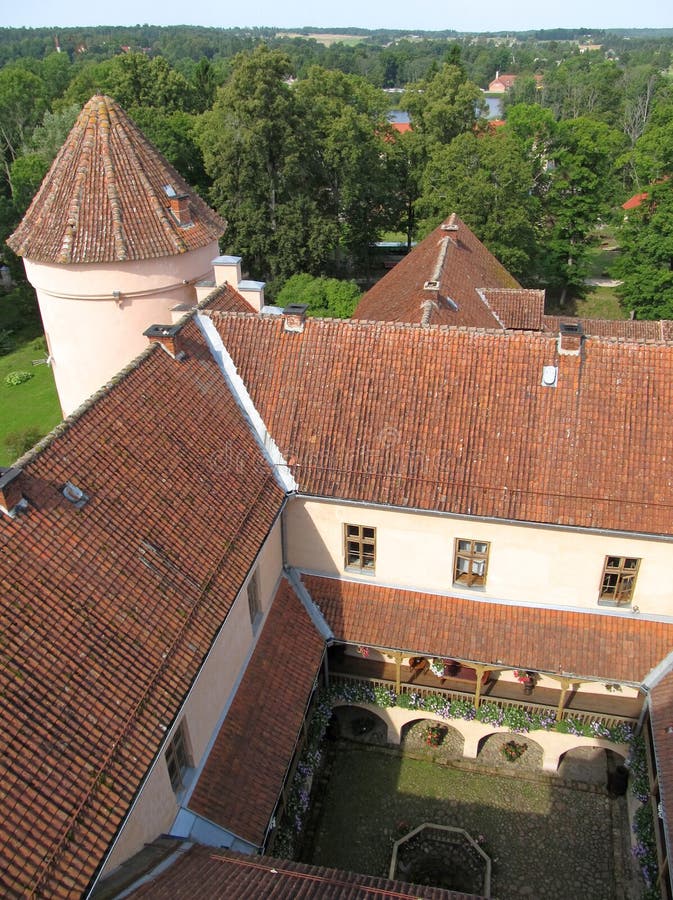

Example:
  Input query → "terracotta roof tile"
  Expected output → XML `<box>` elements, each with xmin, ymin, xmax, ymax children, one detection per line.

<box><xmin>481</xmin><ymin>288</ymin><xmax>545</xmax><ymax>330</ymax></box>
<box><xmin>7</xmin><ymin>95</ymin><xmax>225</xmax><ymax>264</ymax></box>
<box><xmin>353</xmin><ymin>214</ymin><xmax>518</xmax><ymax>327</ymax></box>
<box><xmin>543</xmin><ymin>315</ymin><xmax>673</xmax><ymax>342</ymax></box>
<box><xmin>212</xmin><ymin>313</ymin><xmax>673</xmax><ymax>536</ymax></box>
<box><xmin>127</xmin><ymin>845</ymin><xmax>476</xmax><ymax>898</ymax></box>
<box><xmin>189</xmin><ymin>578</ymin><xmax>324</xmax><ymax>845</ymax></box>
<box><xmin>304</xmin><ymin>575</ymin><xmax>673</xmax><ymax>683</ymax></box>
<box><xmin>0</xmin><ymin>320</ymin><xmax>284</xmax><ymax>896</ymax></box>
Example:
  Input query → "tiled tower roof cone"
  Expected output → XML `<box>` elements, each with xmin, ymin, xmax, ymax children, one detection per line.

<box><xmin>7</xmin><ymin>94</ymin><xmax>225</xmax><ymax>264</ymax></box>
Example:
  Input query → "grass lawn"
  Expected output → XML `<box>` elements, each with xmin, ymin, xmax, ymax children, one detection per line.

<box><xmin>0</xmin><ymin>287</ymin><xmax>62</xmax><ymax>466</ymax></box>
<box><xmin>304</xmin><ymin>745</ymin><xmax>618</xmax><ymax>899</ymax></box>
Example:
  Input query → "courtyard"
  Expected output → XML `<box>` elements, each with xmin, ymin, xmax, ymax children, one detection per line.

<box><xmin>300</xmin><ymin>714</ymin><xmax>641</xmax><ymax>900</ymax></box>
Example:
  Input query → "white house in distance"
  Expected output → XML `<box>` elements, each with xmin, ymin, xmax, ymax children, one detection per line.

<box><xmin>4</xmin><ymin>98</ymin><xmax>673</xmax><ymax>899</ymax></box>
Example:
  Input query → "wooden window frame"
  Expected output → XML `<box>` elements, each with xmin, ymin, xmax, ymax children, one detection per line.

<box><xmin>599</xmin><ymin>556</ymin><xmax>640</xmax><ymax>605</ymax></box>
<box><xmin>344</xmin><ymin>524</ymin><xmax>376</xmax><ymax>573</ymax></box>
<box><xmin>165</xmin><ymin>720</ymin><xmax>191</xmax><ymax>793</ymax></box>
<box><xmin>453</xmin><ymin>538</ymin><xmax>490</xmax><ymax>587</ymax></box>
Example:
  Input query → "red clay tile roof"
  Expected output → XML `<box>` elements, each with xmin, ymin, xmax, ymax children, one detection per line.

<box><xmin>481</xmin><ymin>288</ymin><xmax>545</xmax><ymax>330</ymax></box>
<box><xmin>7</xmin><ymin>95</ymin><xmax>225</xmax><ymax>264</ymax></box>
<box><xmin>648</xmin><ymin>673</ymin><xmax>673</xmax><ymax>864</ymax></box>
<box><xmin>303</xmin><ymin>575</ymin><xmax>673</xmax><ymax>684</ymax></box>
<box><xmin>353</xmin><ymin>214</ymin><xmax>519</xmax><ymax>327</ymax></box>
<box><xmin>0</xmin><ymin>320</ymin><xmax>284</xmax><ymax>896</ymax></box>
<box><xmin>211</xmin><ymin>313</ymin><xmax>673</xmax><ymax>536</ymax></box>
<box><xmin>127</xmin><ymin>845</ymin><xmax>477</xmax><ymax>899</ymax></box>
<box><xmin>201</xmin><ymin>281</ymin><xmax>256</xmax><ymax>314</ymax></box>
<box><xmin>543</xmin><ymin>316</ymin><xmax>673</xmax><ymax>342</ymax></box>
<box><xmin>622</xmin><ymin>192</ymin><xmax>649</xmax><ymax>210</ymax></box>
<box><xmin>188</xmin><ymin>578</ymin><xmax>325</xmax><ymax>846</ymax></box>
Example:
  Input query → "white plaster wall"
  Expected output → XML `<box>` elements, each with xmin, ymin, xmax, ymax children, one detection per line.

<box><xmin>23</xmin><ymin>241</ymin><xmax>219</xmax><ymax>416</ymax></box>
<box><xmin>285</xmin><ymin>497</ymin><xmax>673</xmax><ymax>616</ymax></box>
<box><xmin>101</xmin><ymin>519</ymin><xmax>283</xmax><ymax>877</ymax></box>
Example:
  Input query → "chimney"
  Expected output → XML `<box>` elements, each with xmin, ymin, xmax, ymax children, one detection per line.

<box><xmin>213</xmin><ymin>255</ymin><xmax>242</xmax><ymax>288</ymax></box>
<box><xmin>283</xmin><ymin>304</ymin><xmax>308</xmax><ymax>333</ymax></box>
<box><xmin>0</xmin><ymin>468</ymin><xmax>24</xmax><ymax>518</ymax></box>
<box><xmin>238</xmin><ymin>280</ymin><xmax>266</xmax><ymax>313</ymax></box>
<box><xmin>558</xmin><ymin>321</ymin><xmax>583</xmax><ymax>356</ymax></box>
<box><xmin>169</xmin><ymin>194</ymin><xmax>191</xmax><ymax>227</ymax></box>
<box><xmin>194</xmin><ymin>280</ymin><xmax>216</xmax><ymax>303</ymax></box>
<box><xmin>143</xmin><ymin>323</ymin><xmax>185</xmax><ymax>359</ymax></box>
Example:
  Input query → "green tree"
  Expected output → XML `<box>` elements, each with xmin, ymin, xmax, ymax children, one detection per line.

<box><xmin>130</xmin><ymin>107</ymin><xmax>209</xmax><ymax>193</ymax></box>
<box><xmin>295</xmin><ymin>67</ymin><xmax>391</xmax><ymax>268</ymax></box>
<box><xmin>0</xmin><ymin>65</ymin><xmax>47</xmax><ymax>189</ymax></box>
<box><xmin>402</xmin><ymin>63</ymin><xmax>485</xmax><ymax>147</ymax></box>
<box><xmin>8</xmin><ymin>153</ymin><xmax>48</xmax><ymax>215</ymax></box>
<box><xmin>416</xmin><ymin>130</ymin><xmax>540</xmax><ymax>280</ymax></box>
<box><xmin>542</xmin><ymin>117</ymin><xmax>625</xmax><ymax>300</ymax></box>
<box><xmin>275</xmin><ymin>273</ymin><xmax>361</xmax><ymax>317</ymax></box>
<box><xmin>198</xmin><ymin>45</ymin><xmax>335</xmax><ymax>284</ymax></box>
<box><xmin>616</xmin><ymin>179</ymin><xmax>673</xmax><ymax>319</ymax></box>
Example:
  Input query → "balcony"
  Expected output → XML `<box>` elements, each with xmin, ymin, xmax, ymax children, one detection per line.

<box><xmin>327</xmin><ymin>648</ymin><xmax>641</xmax><ymax>731</ymax></box>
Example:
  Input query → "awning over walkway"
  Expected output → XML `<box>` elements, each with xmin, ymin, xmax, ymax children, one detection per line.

<box><xmin>302</xmin><ymin>574</ymin><xmax>673</xmax><ymax>684</ymax></box>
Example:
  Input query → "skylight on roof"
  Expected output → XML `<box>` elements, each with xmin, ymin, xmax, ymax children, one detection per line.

<box><xmin>163</xmin><ymin>184</ymin><xmax>177</xmax><ymax>198</ymax></box>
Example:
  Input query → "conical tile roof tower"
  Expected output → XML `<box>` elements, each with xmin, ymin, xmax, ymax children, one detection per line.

<box><xmin>7</xmin><ymin>95</ymin><xmax>226</xmax><ymax>417</ymax></box>
<box><xmin>8</xmin><ymin>94</ymin><xmax>224</xmax><ymax>264</ymax></box>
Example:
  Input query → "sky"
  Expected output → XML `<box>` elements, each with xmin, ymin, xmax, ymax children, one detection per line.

<box><xmin>3</xmin><ymin>0</ymin><xmax>671</xmax><ymax>33</ymax></box>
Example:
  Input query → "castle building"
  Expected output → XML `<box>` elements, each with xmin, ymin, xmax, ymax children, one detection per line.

<box><xmin>3</xmin><ymin>98</ymin><xmax>673</xmax><ymax>899</ymax></box>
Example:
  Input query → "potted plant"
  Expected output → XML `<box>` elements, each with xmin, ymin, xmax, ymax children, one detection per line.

<box><xmin>514</xmin><ymin>670</ymin><xmax>536</xmax><ymax>695</ymax></box>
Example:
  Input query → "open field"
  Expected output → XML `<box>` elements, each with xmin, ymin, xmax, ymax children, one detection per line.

<box><xmin>281</xmin><ymin>33</ymin><xmax>368</xmax><ymax>46</ymax></box>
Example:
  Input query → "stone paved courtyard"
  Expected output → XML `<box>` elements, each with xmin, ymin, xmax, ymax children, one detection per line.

<box><xmin>301</xmin><ymin>712</ymin><xmax>642</xmax><ymax>900</ymax></box>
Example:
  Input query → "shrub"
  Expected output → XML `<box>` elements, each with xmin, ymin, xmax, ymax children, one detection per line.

<box><xmin>5</xmin><ymin>370</ymin><xmax>33</xmax><ymax>387</ymax></box>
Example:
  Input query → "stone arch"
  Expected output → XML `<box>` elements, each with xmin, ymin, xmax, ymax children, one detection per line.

<box><xmin>400</xmin><ymin>718</ymin><xmax>465</xmax><ymax>758</ymax></box>
<box><xmin>330</xmin><ymin>703</ymin><xmax>389</xmax><ymax>744</ymax></box>
<box><xmin>476</xmin><ymin>731</ymin><xmax>545</xmax><ymax>769</ymax></box>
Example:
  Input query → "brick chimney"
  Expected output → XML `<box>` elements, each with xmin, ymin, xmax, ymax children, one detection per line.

<box><xmin>0</xmin><ymin>467</ymin><xmax>24</xmax><ymax>518</ymax></box>
<box><xmin>558</xmin><ymin>321</ymin><xmax>584</xmax><ymax>356</ymax></box>
<box><xmin>144</xmin><ymin>323</ymin><xmax>185</xmax><ymax>359</ymax></box>
<box><xmin>283</xmin><ymin>304</ymin><xmax>308</xmax><ymax>333</ymax></box>
<box><xmin>169</xmin><ymin>194</ymin><xmax>192</xmax><ymax>227</ymax></box>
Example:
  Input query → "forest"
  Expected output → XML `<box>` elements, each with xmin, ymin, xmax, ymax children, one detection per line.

<box><xmin>1</xmin><ymin>24</ymin><xmax>673</xmax><ymax>318</ymax></box>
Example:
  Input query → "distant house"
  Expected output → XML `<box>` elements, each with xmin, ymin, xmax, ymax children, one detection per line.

<box><xmin>622</xmin><ymin>191</ymin><xmax>649</xmax><ymax>211</ymax></box>
<box><xmin>488</xmin><ymin>71</ymin><xmax>517</xmax><ymax>92</ymax></box>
